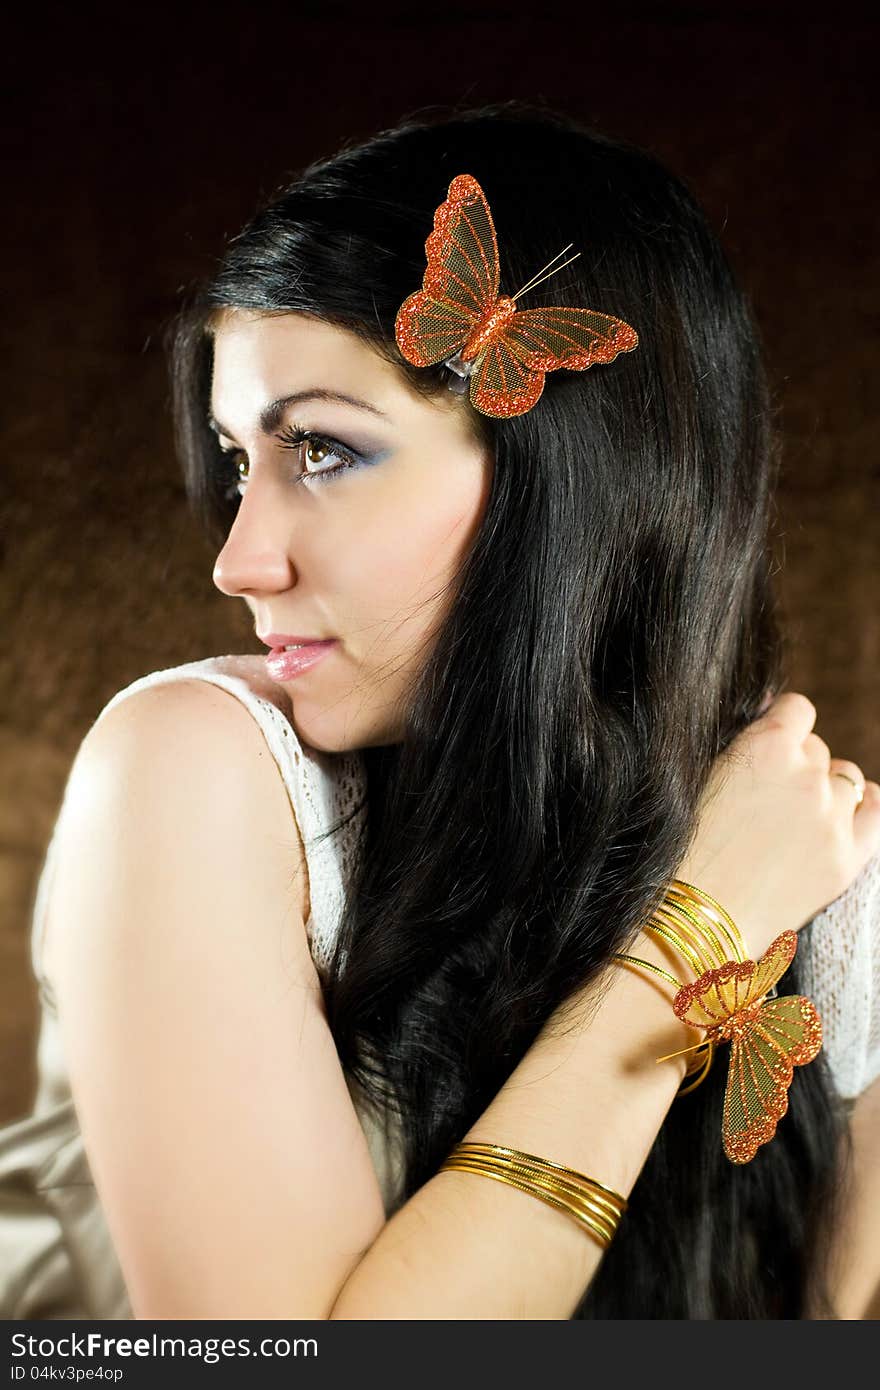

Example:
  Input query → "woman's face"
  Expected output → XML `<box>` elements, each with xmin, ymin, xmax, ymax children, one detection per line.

<box><xmin>210</xmin><ymin>309</ymin><xmax>494</xmax><ymax>752</ymax></box>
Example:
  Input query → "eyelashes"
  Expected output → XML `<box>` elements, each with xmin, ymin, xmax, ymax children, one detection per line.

<box><xmin>274</xmin><ymin>424</ymin><xmax>361</xmax><ymax>482</ymax></box>
<box><xmin>216</xmin><ymin>423</ymin><xmax>362</xmax><ymax>501</ymax></box>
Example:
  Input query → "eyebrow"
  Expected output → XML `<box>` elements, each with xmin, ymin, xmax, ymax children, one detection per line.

<box><xmin>207</xmin><ymin>389</ymin><xmax>391</xmax><ymax>439</ymax></box>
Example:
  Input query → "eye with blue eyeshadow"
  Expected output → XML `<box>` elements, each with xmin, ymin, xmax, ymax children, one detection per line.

<box><xmin>217</xmin><ymin>422</ymin><xmax>383</xmax><ymax>499</ymax></box>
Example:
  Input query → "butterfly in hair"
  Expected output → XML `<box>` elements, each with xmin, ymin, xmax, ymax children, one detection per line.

<box><xmin>394</xmin><ymin>173</ymin><xmax>639</xmax><ymax>419</ymax></box>
<box><xmin>671</xmin><ymin>930</ymin><xmax>823</xmax><ymax>1164</ymax></box>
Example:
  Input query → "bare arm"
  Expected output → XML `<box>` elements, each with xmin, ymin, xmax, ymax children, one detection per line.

<box><xmin>328</xmin><ymin>938</ymin><xmax>694</xmax><ymax>1319</ymax></box>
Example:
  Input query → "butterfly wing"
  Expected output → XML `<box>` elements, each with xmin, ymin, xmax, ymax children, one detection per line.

<box><xmin>395</xmin><ymin>291</ymin><xmax>479</xmax><ymax>369</ymax></box>
<box><xmin>755</xmin><ymin>993</ymin><xmax>823</xmax><ymax>1068</ymax></box>
<box><xmin>422</xmin><ymin>173</ymin><xmax>500</xmax><ymax>315</ymax></box>
<box><xmin>502</xmin><ymin>307</ymin><xmax>639</xmax><ymax>372</ymax></box>
<box><xmin>464</xmin><ymin>305</ymin><xmax>640</xmax><ymax>417</ymax></box>
<box><xmin>673</xmin><ymin>931</ymin><xmax>798</xmax><ymax>1031</ymax></box>
<box><xmin>723</xmin><ymin>1030</ymin><xmax>793</xmax><ymax>1165</ymax></box>
<box><xmin>468</xmin><ymin>334</ymin><xmax>546</xmax><ymax>418</ymax></box>
<box><xmin>673</xmin><ymin>959</ymin><xmax>756</xmax><ymax>1031</ymax></box>
<box><xmin>395</xmin><ymin>173</ymin><xmax>499</xmax><ymax>368</ymax></box>
<box><xmin>722</xmin><ymin>994</ymin><xmax>823</xmax><ymax>1163</ymax></box>
<box><xmin>749</xmin><ymin>930</ymin><xmax>798</xmax><ymax>999</ymax></box>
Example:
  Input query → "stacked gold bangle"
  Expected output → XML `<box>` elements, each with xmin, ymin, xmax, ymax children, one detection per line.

<box><xmin>615</xmin><ymin>878</ymin><xmax>750</xmax><ymax>1095</ymax></box>
<box><xmin>439</xmin><ymin>1142</ymin><xmax>627</xmax><ymax>1248</ymax></box>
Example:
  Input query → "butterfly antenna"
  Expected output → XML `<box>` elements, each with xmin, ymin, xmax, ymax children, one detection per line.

<box><xmin>511</xmin><ymin>244</ymin><xmax>575</xmax><ymax>298</ymax></box>
<box><xmin>511</xmin><ymin>244</ymin><xmax>582</xmax><ymax>300</ymax></box>
<box><xmin>519</xmin><ymin>253</ymin><xmax>582</xmax><ymax>296</ymax></box>
<box><xmin>654</xmin><ymin>1041</ymin><xmax>711</xmax><ymax>1065</ymax></box>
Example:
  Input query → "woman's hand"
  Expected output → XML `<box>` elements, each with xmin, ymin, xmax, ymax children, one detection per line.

<box><xmin>675</xmin><ymin>691</ymin><xmax>880</xmax><ymax>959</ymax></box>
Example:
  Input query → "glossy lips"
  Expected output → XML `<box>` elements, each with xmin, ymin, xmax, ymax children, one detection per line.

<box><xmin>264</xmin><ymin>641</ymin><xmax>337</xmax><ymax>682</ymax></box>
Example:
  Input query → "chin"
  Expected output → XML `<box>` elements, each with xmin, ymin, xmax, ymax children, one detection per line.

<box><xmin>288</xmin><ymin>700</ymin><xmax>400</xmax><ymax>755</ymax></box>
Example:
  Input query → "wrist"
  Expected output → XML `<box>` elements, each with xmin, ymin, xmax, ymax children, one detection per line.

<box><xmin>673</xmin><ymin>859</ymin><xmax>763</xmax><ymax>959</ymax></box>
<box><xmin>542</xmin><ymin>933</ymin><xmax>696</xmax><ymax>1089</ymax></box>
<box><xmin>487</xmin><ymin>944</ymin><xmax>693</xmax><ymax>1202</ymax></box>
<box><xmin>602</xmin><ymin>933</ymin><xmax>699</xmax><ymax>1083</ymax></box>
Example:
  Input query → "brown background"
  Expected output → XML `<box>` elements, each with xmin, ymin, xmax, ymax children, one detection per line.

<box><xmin>2</xmin><ymin>5</ymin><xmax>877</xmax><ymax>1123</ymax></box>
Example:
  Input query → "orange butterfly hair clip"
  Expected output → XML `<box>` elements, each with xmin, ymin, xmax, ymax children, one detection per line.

<box><xmin>665</xmin><ymin>931</ymin><xmax>823</xmax><ymax>1164</ymax></box>
<box><xmin>394</xmin><ymin>173</ymin><xmax>639</xmax><ymax>419</ymax></box>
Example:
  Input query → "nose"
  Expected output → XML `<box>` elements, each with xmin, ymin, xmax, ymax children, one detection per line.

<box><xmin>212</xmin><ymin>472</ymin><xmax>297</xmax><ymax>598</ymax></box>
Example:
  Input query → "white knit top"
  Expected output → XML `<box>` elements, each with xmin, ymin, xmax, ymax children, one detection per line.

<box><xmin>1</xmin><ymin>653</ymin><xmax>878</xmax><ymax>1320</ymax></box>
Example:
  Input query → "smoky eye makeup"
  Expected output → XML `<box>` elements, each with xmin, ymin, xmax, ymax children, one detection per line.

<box><xmin>212</xmin><ymin>419</ymin><xmax>391</xmax><ymax>497</ymax></box>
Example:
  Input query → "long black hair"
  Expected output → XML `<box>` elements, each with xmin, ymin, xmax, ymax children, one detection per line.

<box><xmin>169</xmin><ymin>101</ymin><xmax>850</xmax><ymax>1318</ymax></box>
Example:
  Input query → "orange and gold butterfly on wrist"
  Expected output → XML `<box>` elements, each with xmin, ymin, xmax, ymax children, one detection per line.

<box><xmin>394</xmin><ymin>173</ymin><xmax>639</xmax><ymax>420</ymax></box>
<box><xmin>671</xmin><ymin>931</ymin><xmax>823</xmax><ymax>1164</ymax></box>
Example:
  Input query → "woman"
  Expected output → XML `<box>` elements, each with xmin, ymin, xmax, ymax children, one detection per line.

<box><xmin>1</xmin><ymin>101</ymin><xmax>879</xmax><ymax>1320</ymax></box>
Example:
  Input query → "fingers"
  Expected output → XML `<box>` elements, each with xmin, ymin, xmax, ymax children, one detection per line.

<box><xmin>762</xmin><ymin>695</ymin><xmax>854</xmax><ymax>782</ymax></box>
<box><xmin>804</xmin><ymin>731</ymin><xmax>832</xmax><ymax>771</ymax></box>
<box><xmin>826</xmin><ymin>756</ymin><xmax>880</xmax><ymax>864</ymax></box>
<box><xmin>752</xmin><ymin>689</ymin><xmax>880</xmax><ymax>863</ymax></box>
<box><xmin>850</xmin><ymin>779</ymin><xmax>880</xmax><ymax>860</ymax></box>
<box><xmin>749</xmin><ymin>691</ymin><xmax>823</xmax><ymax>773</ymax></box>
<box><xmin>828</xmin><ymin>758</ymin><xmax>867</xmax><ymax>803</ymax></box>
<box><xmin>758</xmin><ymin>690</ymin><xmax>818</xmax><ymax>740</ymax></box>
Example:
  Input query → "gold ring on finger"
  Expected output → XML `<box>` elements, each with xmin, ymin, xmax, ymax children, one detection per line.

<box><xmin>831</xmin><ymin>771</ymin><xmax>865</xmax><ymax>806</ymax></box>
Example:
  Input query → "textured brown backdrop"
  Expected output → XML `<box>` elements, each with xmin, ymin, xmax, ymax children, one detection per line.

<box><xmin>2</xmin><ymin>6</ymin><xmax>877</xmax><ymax>1122</ymax></box>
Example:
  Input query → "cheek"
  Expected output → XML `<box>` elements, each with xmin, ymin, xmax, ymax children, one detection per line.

<box><xmin>342</xmin><ymin>488</ymin><xmax>482</xmax><ymax>603</ymax></box>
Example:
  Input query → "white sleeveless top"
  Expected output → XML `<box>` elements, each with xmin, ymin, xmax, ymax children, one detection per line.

<box><xmin>1</xmin><ymin>653</ymin><xmax>878</xmax><ymax>1319</ymax></box>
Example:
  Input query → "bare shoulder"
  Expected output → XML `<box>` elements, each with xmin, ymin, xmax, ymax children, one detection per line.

<box><xmin>78</xmin><ymin>676</ymin><xmax>298</xmax><ymax>805</ymax></box>
<box><xmin>45</xmin><ymin>677</ymin><xmax>311</xmax><ymax>983</ymax></box>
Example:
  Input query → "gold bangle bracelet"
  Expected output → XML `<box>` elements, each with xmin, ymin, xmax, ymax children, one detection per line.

<box><xmin>614</xmin><ymin>951</ymin><xmax>684</xmax><ymax>991</ymax></box>
<box><xmin>643</xmin><ymin>919</ymin><xmax>711</xmax><ymax>977</ymax></box>
<box><xmin>654</xmin><ymin>892</ymin><xmax>738</xmax><ymax>967</ymax></box>
<box><xmin>611</xmin><ymin>877</ymin><xmax>754</xmax><ymax>1096</ymax></box>
<box><xmin>439</xmin><ymin>1143</ymin><xmax>628</xmax><ymax>1249</ymax></box>
<box><xmin>442</xmin><ymin>1160</ymin><xmax>618</xmax><ymax>1246</ymax></box>
<box><xmin>660</xmin><ymin>895</ymin><xmax>749</xmax><ymax>976</ymax></box>
<box><xmin>667</xmin><ymin>879</ymin><xmax>749</xmax><ymax>961</ymax></box>
<box><xmin>439</xmin><ymin>1162</ymin><xmax>620</xmax><ymax>1246</ymax></box>
<box><xmin>649</xmin><ymin>901</ymin><xmax>727</xmax><ymax>969</ymax></box>
<box><xmin>669</xmin><ymin>878</ymin><xmax>743</xmax><ymax>938</ymax></box>
<box><xmin>443</xmin><ymin>1162</ymin><xmax>616</xmax><ymax>1246</ymax></box>
<box><xmin>456</xmin><ymin>1143</ymin><xmax>628</xmax><ymax>1209</ymax></box>
<box><xmin>657</xmin><ymin>892</ymin><xmax>726</xmax><ymax>954</ymax></box>
<box><xmin>652</xmin><ymin>880</ymin><xmax>750</xmax><ymax>1090</ymax></box>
